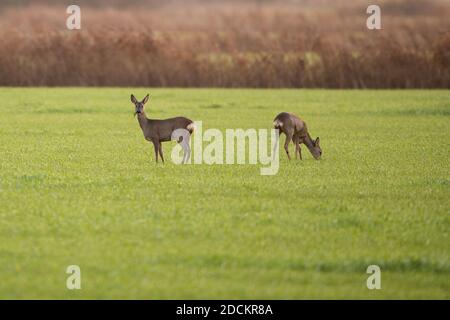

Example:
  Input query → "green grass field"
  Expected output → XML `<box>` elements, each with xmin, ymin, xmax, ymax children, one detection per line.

<box><xmin>0</xmin><ymin>88</ymin><xmax>448</xmax><ymax>299</ymax></box>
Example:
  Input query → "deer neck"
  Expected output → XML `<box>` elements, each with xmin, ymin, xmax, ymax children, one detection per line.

<box><xmin>303</xmin><ymin>133</ymin><xmax>316</xmax><ymax>154</ymax></box>
<box><xmin>137</xmin><ymin>111</ymin><xmax>150</xmax><ymax>132</ymax></box>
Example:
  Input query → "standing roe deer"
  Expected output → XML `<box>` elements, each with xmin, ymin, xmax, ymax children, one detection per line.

<box><xmin>273</xmin><ymin>112</ymin><xmax>322</xmax><ymax>160</ymax></box>
<box><xmin>131</xmin><ymin>94</ymin><xmax>195</xmax><ymax>164</ymax></box>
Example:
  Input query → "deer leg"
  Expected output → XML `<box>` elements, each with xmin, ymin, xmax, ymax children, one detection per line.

<box><xmin>185</xmin><ymin>145</ymin><xmax>191</xmax><ymax>164</ymax></box>
<box><xmin>181</xmin><ymin>135</ymin><xmax>191</xmax><ymax>164</ymax></box>
<box><xmin>298</xmin><ymin>138</ymin><xmax>304</xmax><ymax>160</ymax></box>
<box><xmin>284</xmin><ymin>132</ymin><xmax>293</xmax><ymax>161</ymax></box>
<box><xmin>272</xmin><ymin>129</ymin><xmax>282</xmax><ymax>161</ymax></box>
<box><xmin>295</xmin><ymin>137</ymin><xmax>303</xmax><ymax>160</ymax></box>
<box><xmin>158</xmin><ymin>142</ymin><xmax>165</xmax><ymax>163</ymax></box>
<box><xmin>293</xmin><ymin>136</ymin><xmax>300</xmax><ymax>160</ymax></box>
<box><xmin>175</xmin><ymin>133</ymin><xmax>191</xmax><ymax>164</ymax></box>
<box><xmin>152</xmin><ymin>141</ymin><xmax>159</xmax><ymax>163</ymax></box>
<box><xmin>181</xmin><ymin>145</ymin><xmax>187</xmax><ymax>164</ymax></box>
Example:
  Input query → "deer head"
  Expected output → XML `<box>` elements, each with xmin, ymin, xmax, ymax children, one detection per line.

<box><xmin>311</xmin><ymin>137</ymin><xmax>322</xmax><ymax>159</ymax></box>
<box><xmin>131</xmin><ymin>94</ymin><xmax>149</xmax><ymax>116</ymax></box>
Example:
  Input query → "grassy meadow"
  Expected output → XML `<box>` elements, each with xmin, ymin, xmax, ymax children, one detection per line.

<box><xmin>0</xmin><ymin>88</ymin><xmax>449</xmax><ymax>299</ymax></box>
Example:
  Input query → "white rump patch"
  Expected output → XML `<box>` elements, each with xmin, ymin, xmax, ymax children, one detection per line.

<box><xmin>273</xmin><ymin>120</ymin><xmax>283</xmax><ymax>127</ymax></box>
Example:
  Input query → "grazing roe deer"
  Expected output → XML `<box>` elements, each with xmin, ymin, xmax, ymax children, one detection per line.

<box><xmin>131</xmin><ymin>94</ymin><xmax>195</xmax><ymax>163</ymax></box>
<box><xmin>273</xmin><ymin>112</ymin><xmax>322</xmax><ymax>160</ymax></box>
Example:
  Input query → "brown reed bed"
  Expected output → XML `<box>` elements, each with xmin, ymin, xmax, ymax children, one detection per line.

<box><xmin>0</xmin><ymin>0</ymin><xmax>448</xmax><ymax>87</ymax></box>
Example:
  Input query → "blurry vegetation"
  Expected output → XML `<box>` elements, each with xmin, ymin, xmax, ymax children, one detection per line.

<box><xmin>0</xmin><ymin>0</ymin><xmax>448</xmax><ymax>87</ymax></box>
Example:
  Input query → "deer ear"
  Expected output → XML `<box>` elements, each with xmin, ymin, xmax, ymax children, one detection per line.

<box><xmin>142</xmin><ymin>94</ymin><xmax>150</xmax><ymax>104</ymax></box>
<box><xmin>131</xmin><ymin>94</ymin><xmax>138</xmax><ymax>104</ymax></box>
<box><xmin>315</xmin><ymin>137</ymin><xmax>320</xmax><ymax>146</ymax></box>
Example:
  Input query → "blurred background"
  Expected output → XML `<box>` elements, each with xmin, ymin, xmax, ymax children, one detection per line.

<box><xmin>0</xmin><ymin>0</ymin><xmax>449</xmax><ymax>87</ymax></box>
